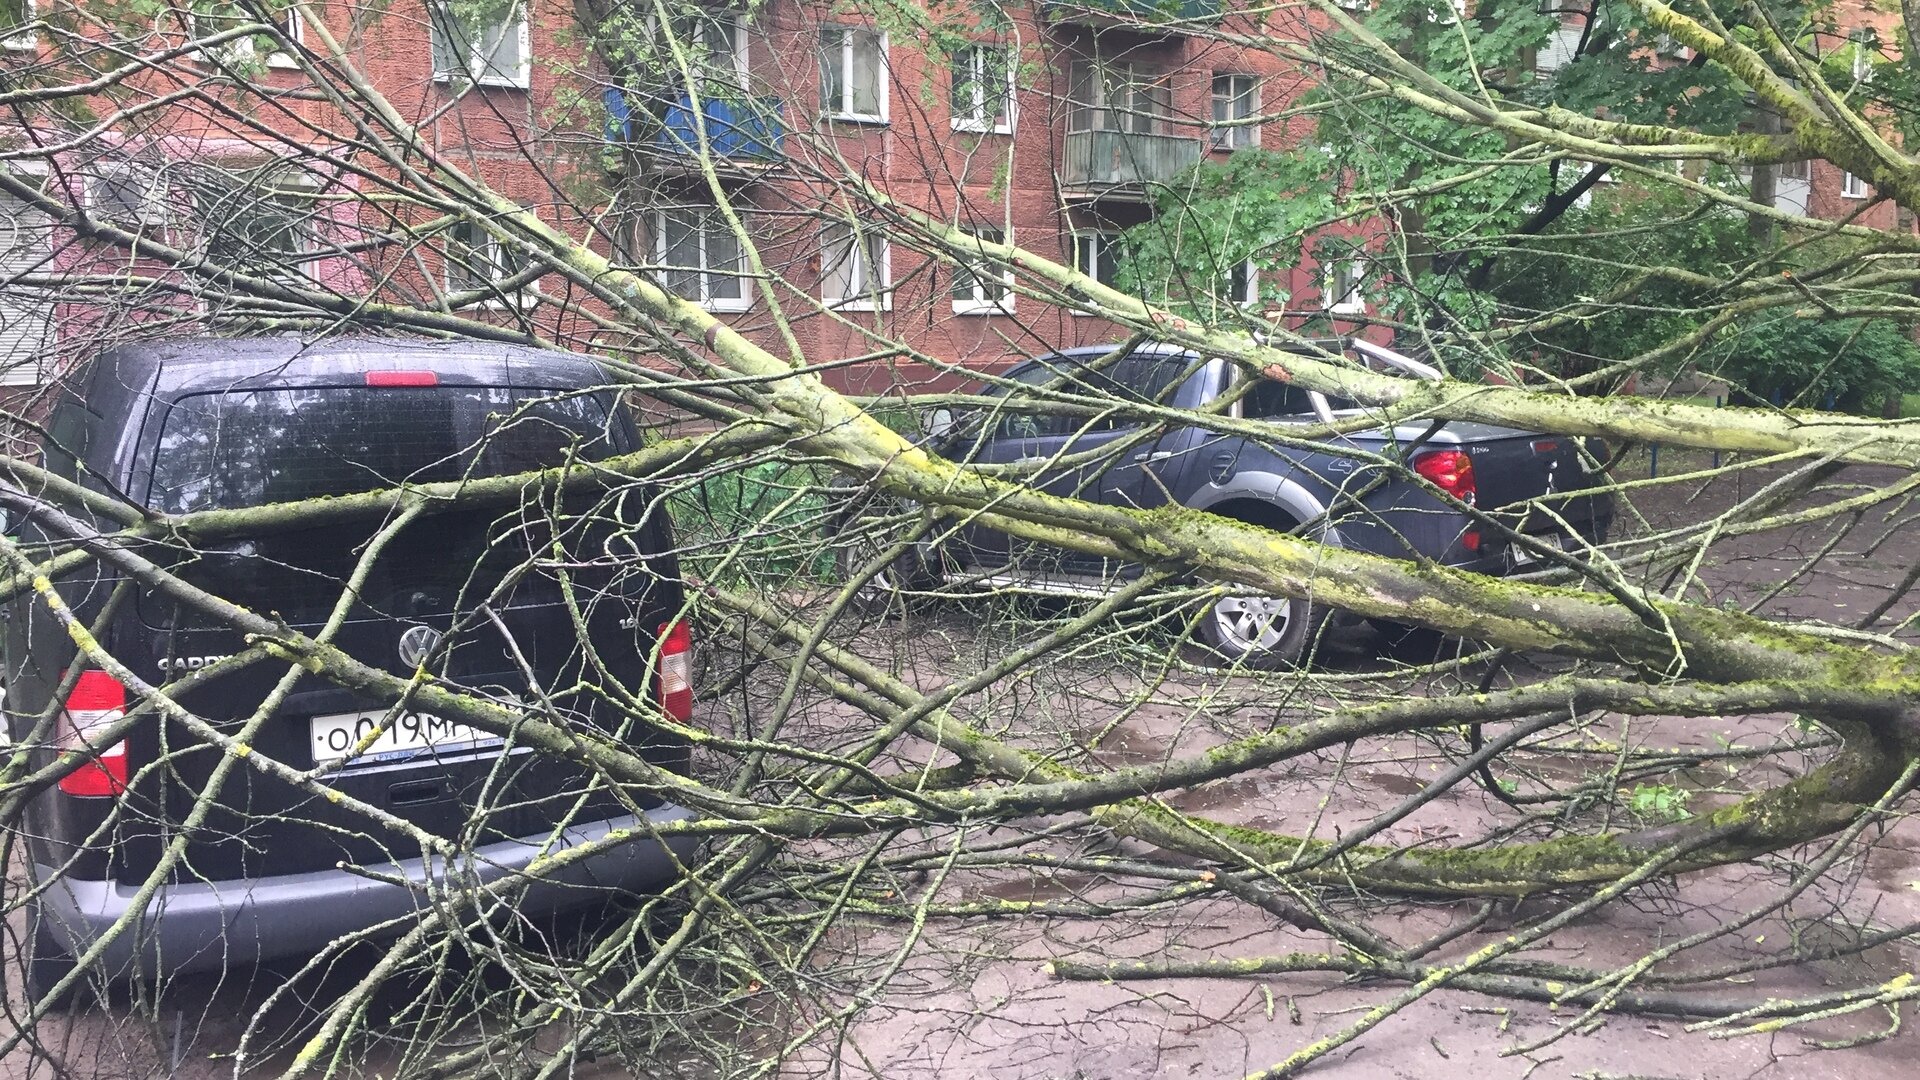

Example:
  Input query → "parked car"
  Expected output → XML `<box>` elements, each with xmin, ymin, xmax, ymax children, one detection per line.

<box><xmin>3</xmin><ymin>337</ymin><xmax>698</xmax><ymax>1004</ymax></box>
<box><xmin>854</xmin><ymin>340</ymin><xmax>1612</xmax><ymax>665</ymax></box>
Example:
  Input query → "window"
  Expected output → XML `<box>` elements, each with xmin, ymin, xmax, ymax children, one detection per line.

<box><xmin>950</xmin><ymin>44</ymin><xmax>1013</xmax><ymax>134</ymax></box>
<box><xmin>188</xmin><ymin>3</ymin><xmax>304</xmax><ymax>69</ymax></box>
<box><xmin>820</xmin><ymin>26</ymin><xmax>886</xmax><ymax>122</ymax></box>
<box><xmin>87</xmin><ymin>161</ymin><xmax>171</xmax><ymax>228</ymax></box>
<box><xmin>1217</xmin><ymin>259</ymin><xmax>1257</xmax><ymax>306</ymax></box>
<box><xmin>1322</xmin><ymin>251</ymin><xmax>1366</xmax><ymax>314</ymax></box>
<box><xmin>446</xmin><ymin>219</ymin><xmax>528</xmax><ymax>306</ymax></box>
<box><xmin>430</xmin><ymin>1</ymin><xmax>531</xmax><ymax>88</ymax></box>
<box><xmin>1333</xmin><ymin>0</ymin><xmax>1369</xmax><ymax>9</ymax></box>
<box><xmin>656</xmin><ymin>207</ymin><xmax>747</xmax><ymax>312</ymax></box>
<box><xmin>664</xmin><ymin>12</ymin><xmax>746</xmax><ymax>91</ymax></box>
<box><xmin>821</xmin><ymin>220</ymin><xmax>890</xmax><ymax>309</ymax></box>
<box><xmin>1535</xmin><ymin>20</ymin><xmax>1584</xmax><ymax>74</ymax></box>
<box><xmin>1068</xmin><ymin>61</ymin><xmax>1169</xmax><ymax>134</ymax></box>
<box><xmin>190</xmin><ymin>164</ymin><xmax>319</xmax><ymax>278</ymax></box>
<box><xmin>952</xmin><ymin>226</ymin><xmax>1012</xmax><ymax>314</ymax></box>
<box><xmin>3</xmin><ymin>0</ymin><xmax>37</xmax><ymax>52</ymax></box>
<box><xmin>0</xmin><ymin>186</ymin><xmax>54</xmax><ymax>386</ymax></box>
<box><xmin>1073</xmin><ymin>230</ymin><xmax>1123</xmax><ymax>287</ymax></box>
<box><xmin>1842</xmin><ymin>170</ymin><xmax>1869</xmax><ymax>199</ymax></box>
<box><xmin>1851</xmin><ymin>29</ymin><xmax>1874</xmax><ymax>84</ymax></box>
<box><xmin>1210</xmin><ymin>74</ymin><xmax>1258</xmax><ymax>150</ymax></box>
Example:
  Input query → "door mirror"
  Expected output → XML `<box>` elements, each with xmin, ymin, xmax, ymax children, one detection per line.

<box><xmin>923</xmin><ymin>407</ymin><xmax>955</xmax><ymax>440</ymax></box>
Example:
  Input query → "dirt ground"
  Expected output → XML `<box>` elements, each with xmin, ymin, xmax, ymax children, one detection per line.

<box><xmin>6</xmin><ymin>456</ymin><xmax>1919</xmax><ymax>1079</ymax></box>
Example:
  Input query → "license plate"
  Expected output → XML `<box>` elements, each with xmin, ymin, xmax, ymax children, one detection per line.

<box><xmin>310</xmin><ymin>709</ymin><xmax>502</xmax><ymax>766</ymax></box>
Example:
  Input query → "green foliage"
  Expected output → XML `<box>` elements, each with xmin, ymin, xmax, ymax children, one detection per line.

<box><xmin>1626</xmin><ymin>782</ymin><xmax>1693</xmax><ymax>822</ymax></box>
<box><xmin>668</xmin><ymin>461</ymin><xmax>838</xmax><ymax>585</ymax></box>
<box><xmin>1711</xmin><ymin>314</ymin><xmax>1920</xmax><ymax>413</ymax></box>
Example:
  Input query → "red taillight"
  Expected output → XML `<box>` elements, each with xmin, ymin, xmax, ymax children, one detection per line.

<box><xmin>58</xmin><ymin>670</ymin><xmax>129</xmax><ymax>797</ymax></box>
<box><xmin>657</xmin><ymin>620</ymin><xmax>693</xmax><ymax>724</ymax></box>
<box><xmin>365</xmin><ymin>370</ymin><xmax>439</xmax><ymax>387</ymax></box>
<box><xmin>1412</xmin><ymin>449</ymin><xmax>1477</xmax><ymax>505</ymax></box>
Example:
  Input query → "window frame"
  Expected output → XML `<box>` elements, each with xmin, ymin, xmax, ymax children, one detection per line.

<box><xmin>1067</xmin><ymin>60</ymin><xmax>1169</xmax><ymax>135</ymax></box>
<box><xmin>3</xmin><ymin>0</ymin><xmax>38</xmax><ymax>52</ymax></box>
<box><xmin>430</xmin><ymin>1</ymin><xmax>532</xmax><ymax>90</ymax></box>
<box><xmin>1209</xmin><ymin>73</ymin><xmax>1259</xmax><ymax>151</ymax></box>
<box><xmin>819</xmin><ymin>25</ymin><xmax>889</xmax><ymax>124</ymax></box>
<box><xmin>1851</xmin><ymin>28</ymin><xmax>1874</xmax><ymax>84</ymax></box>
<box><xmin>445</xmin><ymin>218</ymin><xmax>531</xmax><ymax>310</ymax></box>
<box><xmin>1841</xmin><ymin>169</ymin><xmax>1869</xmax><ymax>199</ymax></box>
<box><xmin>821</xmin><ymin>220</ymin><xmax>891</xmax><ymax>311</ymax></box>
<box><xmin>186</xmin><ymin>4</ymin><xmax>305</xmax><ymax>70</ymax></box>
<box><xmin>661</xmin><ymin>11</ymin><xmax>749</xmax><ymax>92</ymax></box>
<box><xmin>0</xmin><ymin>162</ymin><xmax>54</xmax><ymax>388</ymax></box>
<box><xmin>1070</xmin><ymin>230</ymin><xmax>1124</xmax><ymax>316</ymax></box>
<box><xmin>950</xmin><ymin>43</ymin><xmax>1014</xmax><ymax>135</ymax></box>
<box><xmin>194</xmin><ymin>163</ymin><xmax>323</xmax><ymax>282</ymax></box>
<box><xmin>654</xmin><ymin>206</ymin><xmax>752</xmax><ymax>313</ymax></box>
<box><xmin>87</xmin><ymin>160</ymin><xmax>172</xmax><ymax>229</ymax></box>
<box><xmin>1218</xmin><ymin>258</ymin><xmax>1258</xmax><ymax>308</ymax></box>
<box><xmin>1322</xmin><ymin>251</ymin><xmax>1366</xmax><ymax>315</ymax></box>
<box><xmin>950</xmin><ymin>226</ymin><xmax>1013</xmax><ymax>315</ymax></box>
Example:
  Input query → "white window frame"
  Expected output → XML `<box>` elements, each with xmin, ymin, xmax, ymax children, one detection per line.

<box><xmin>1219</xmin><ymin>259</ymin><xmax>1258</xmax><ymax>307</ymax></box>
<box><xmin>196</xmin><ymin>164</ymin><xmax>323</xmax><ymax>282</ymax></box>
<box><xmin>445</xmin><ymin>219</ymin><xmax>531</xmax><ymax>309</ymax></box>
<box><xmin>1070</xmin><ymin>230</ymin><xmax>1123</xmax><ymax>316</ymax></box>
<box><xmin>1536</xmin><ymin>21</ymin><xmax>1584</xmax><ymax>74</ymax></box>
<box><xmin>1322</xmin><ymin>254</ymin><xmax>1366</xmax><ymax>315</ymax></box>
<box><xmin>654</xmin><ymin>207</ymin><xmax>751</xmax><ymax>313</ymax></box>
<box><xmin>1210</xmin><ymin>74</ymin><xmax>1259</xmax><ymax>151</ymax></box>
<box><xmin>819</xmin><ymin>26</ymin><xmax>888</xmax><ymax>124</ymax></box>
<box><xmin>1841</xmin><ymin>170</ymin><xmax>1869</xmax><ymax>199</ymax></box>
<box><xmin>951</xmin><ymin>226</ymin><xmax>1013</xmax><ymax>315</ymax></box>
<box><xmin>1851</xmin><ymin>29</ymin><xmax>1874</xmax><ymax>84</ymax></box>
<box><xmin>1333</xmin><ymin>0</ymin><xmax>1369</xmax><ymax>10</ymax></box>
<box><xmin>185</xmin><ymin>4</ymin><xmax>303</xmax><ymax>69</ymax></box>
<box><xmin>3</xmin><ymin>0</ymin><xmax>38</xmax><ymax>52</ymax></box>
<box><xmin>660</xmin><ymin>11</ymin><xmax>749</xmax><ymax>91</ymax></box>
<box><xmin>950</xmin><ymin>43</ymin><xmax>1013</xmax><ymax>135</ymax></box>
<box><xmin>821</xmin><ymin>220</ymin><xmax>891</xmax><ymax>311</ymax></box>
<box><xmin>430</xmin><ymin>1</ymin><xmax>532</xmax><ymax>90</ymax></box>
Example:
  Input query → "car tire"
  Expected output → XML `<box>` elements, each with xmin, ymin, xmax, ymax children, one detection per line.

<box><xmin>1194</xmin><ymin>589</ymin><xmax>1327</xmax><ymax>669</ymax></box>
<box><xmin>832</xmin><ymin>499</ymin><xmax>942</xmax><ymax>614</ymax></box>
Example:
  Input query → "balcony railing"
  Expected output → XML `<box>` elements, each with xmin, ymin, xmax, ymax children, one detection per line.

<box><xmin>1061</xmin><ymin>129</ymin><xmax>1204</xmax><ymax>197</ymax></box>
<box><xmin>1042</xmin><ymin>0</ymin><xmax>1224</xmax><ymax>28</ymax></box>
<box><xmin>603</xmin><ymin>89</ymin><xmax>786</xmax><ymax>167</ymax></box>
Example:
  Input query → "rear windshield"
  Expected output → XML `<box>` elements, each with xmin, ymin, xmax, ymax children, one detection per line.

<box><xmin>142</xmin><ymin>386</ymin><xmax>632</xmax><ymax>626</ymax></box>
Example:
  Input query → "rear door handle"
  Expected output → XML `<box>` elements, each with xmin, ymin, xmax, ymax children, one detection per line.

<box><xmin>1133</xmin><ymin>451</ymin><xmax>1173</xmax><ymax>463</ymax></box>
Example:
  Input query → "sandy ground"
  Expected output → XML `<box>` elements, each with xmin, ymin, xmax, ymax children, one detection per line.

<box><xmin>5</xmin><ymin>457</ymin><xmax>1919</xmax><ymax>1079</ymax></box>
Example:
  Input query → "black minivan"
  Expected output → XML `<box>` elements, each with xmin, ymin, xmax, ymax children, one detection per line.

<box><xmin>3</xmin><ymin>337</ymin><xmax>698</xmax><ymax>1002</ymax></box>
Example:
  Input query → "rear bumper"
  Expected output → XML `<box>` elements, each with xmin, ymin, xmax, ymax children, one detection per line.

<box><xmin>31</xmin><ymin>804</ymin><xmax>699</xmax><ymax>978</ymax></box>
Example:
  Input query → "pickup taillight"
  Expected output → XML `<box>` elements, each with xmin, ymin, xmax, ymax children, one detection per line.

<box><xmin>1412</xmin><ymin>449</ymin><xmax>1481</xmax><ymax>553</ymax></box>
<box><xmin>657</xmin><ymin>620</ymin><xmax>693</xmax><ymax>724</ymax></box>
<box><xmin>57</xmin><ymin>670</ymin><xmax>129</xmax><ymax>797</ymax></box>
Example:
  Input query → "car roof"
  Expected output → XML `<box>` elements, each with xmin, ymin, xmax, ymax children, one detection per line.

<box><xmin>83</xmin><ymin>336</ymin><xmax>616</xmax><ymax>405</ymax></box>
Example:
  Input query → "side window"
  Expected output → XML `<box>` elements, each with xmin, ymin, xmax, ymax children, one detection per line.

<box><xmin>1109</xmin><ymin>354</ymin><xmax>1190</xmax><ymax>408</ymax></box>
<box><xmin>992</xmin><ymin>362</ymin><xmax>1074</xmax><ymax>439</ymax></box>
<box><xmin>42</xmin><ymin>402</ymin><xmax>92</xmax><ymax>482</ymax></box>
<box><xmin>1242</xmin><ymin>377</ymin><xmax>1316</xmax><ymax>419</ymax></box>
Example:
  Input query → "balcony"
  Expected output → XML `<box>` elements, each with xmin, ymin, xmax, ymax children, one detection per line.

<box><xmin>1042</xmin><ymin>0</ymin><xmax>1223</xmax><ymax>30</ymax></box>
<box><xmin>1060</xmin><ymin>129</ymin><xmax>1204</xmax><ymax>199</ymax></box>
<box><xmin>603</xmin><ymin>89</ymin><xmax>785</xmax><ymax>174</ymax></box>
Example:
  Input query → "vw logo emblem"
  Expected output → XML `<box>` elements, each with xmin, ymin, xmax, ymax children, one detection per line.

<box><xmin>396</xmin><ymin>625</ymin><xmax>441</xmax><ymax>668</ymax></box>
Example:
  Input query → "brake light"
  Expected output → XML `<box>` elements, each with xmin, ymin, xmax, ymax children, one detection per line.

<box><xmin>657</xmin><ymin>620</ymin><xmax>693</xmax><ymax>724</ymax></box>
<box><xmin>365</xmin><ymin>371</ymin><xmax>439</xmax><ymax>387</ymax></box>
<box><xmin>1414</xmin><ymin>449</ymin><xmax>1481</xmax><ymax>554</ymax></box>
<box><xmin>58</xmin><ymin>670</ymin><xmax>129</xmax><ymax>797</ymax></box>
<box><xmin>1413</xmin><ymin>449</ymin><xmax>1477</xmax><ymax>505</ymax></box>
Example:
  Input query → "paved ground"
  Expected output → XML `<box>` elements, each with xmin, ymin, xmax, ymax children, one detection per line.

<box><xmin>5</xmin><ymin>455</ymin><xmax>1918</xmax><ymax>1079</ymax></box>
